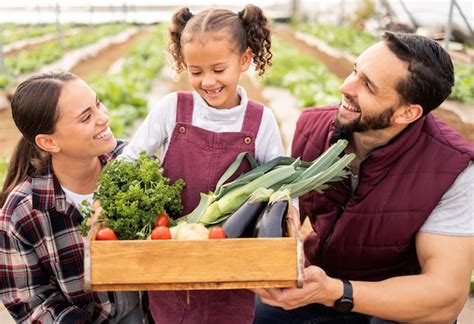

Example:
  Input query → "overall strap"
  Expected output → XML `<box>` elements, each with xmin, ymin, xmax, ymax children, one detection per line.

<box><xmin>176</xmin><ymin>92</ymin><xmax>194</xmax><ymax>124</ymax></box>
<box><xmin>241</xmin><ymin>100</ymin><xmax>264</xmax><ymax>134</ymax></box>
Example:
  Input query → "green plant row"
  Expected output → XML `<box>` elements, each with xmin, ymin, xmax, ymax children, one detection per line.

<box><xmin>0</xmin><ymin>23</ymin><xmax>131</xmax><ymax>90</ymax></box>
<box><xmin>87</xmin><ymin>26</ymin><xmax>167</xmax><ymax>138</ymax></box>
<box><xmin>298</xmin><ymin>23</ymin><xmax>378</xmax><ymax>57</ymax></box>
<box><xmin>263</xmin><ymin>36</ymin><xmax>341</xmax><ymax>108</ymax></box>
<box><xmin>0</xmin><ymin>155</ymin><xmax>8</xmax><ymax>188</ymax></box>
<box><xmin>1</xmin><ymin>23</ymin><xmax>76</xmax><ymax>44</ymax></box>
<box><xmin>451</xmin><ymin>64</ymin><xmax>474</xmax><ymax>104</ymax></box>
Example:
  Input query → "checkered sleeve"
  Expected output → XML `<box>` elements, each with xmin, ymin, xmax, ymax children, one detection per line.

<box><xmin>1</xmin><ymin>193</ymin><xmax>112</xmax><ymax>323</ymax></box>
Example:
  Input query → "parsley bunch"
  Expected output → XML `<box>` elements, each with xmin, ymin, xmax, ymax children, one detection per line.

<box><xmin>91</xmin><ymin>152</ymin><xmax>184</xmax><ymax>240</ymax></box>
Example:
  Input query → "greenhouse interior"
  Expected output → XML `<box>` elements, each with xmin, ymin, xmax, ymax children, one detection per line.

<box><xmin>0</xmin><ymin>0</ymin><xmax>472</xmax><ymax>323</ymax></box>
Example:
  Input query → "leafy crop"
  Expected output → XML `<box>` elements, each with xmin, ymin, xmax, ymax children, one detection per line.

<box><xmin>0</xmin><ymin>155</ymin><xmax>9</xmax><ymax>187</ymax></box>
<box><xmin>298</xmin><ymin>23</ymin><xmax>378</xmax><ymax>57</ymax></box>
<box><xmin>1</xmin><ymin>23</ymin><xmax>75</xmax><ymax>44</ymax></box>
<box><xmin>264</xmin><ymin>37</ymin><xmax>341</xmax><ymax>108</ymax></box>
<box><xmin>81</xmin><ymin>152</ymin><xmax>184</xmax><ymax>240</ymax></box>
<box><xmin>88</xmin><ymin>26</ymin><xmax>166</xmax><ymax>138</ymax></box>
<box><xmin>451</xmin><ymin>64</ymin><xmax>474</xmax><ymax>104</ymax></box>
<box><xmin>1</xmin><ymin>23</ymin><xmax>130</xmax><ymax>89</ymax></box>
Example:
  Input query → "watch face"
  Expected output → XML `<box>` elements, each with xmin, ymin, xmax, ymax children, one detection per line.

<box><xmin>334</xmin><ymin>298</ymin><xmax>354</xmax><ymax>313</ymax></box>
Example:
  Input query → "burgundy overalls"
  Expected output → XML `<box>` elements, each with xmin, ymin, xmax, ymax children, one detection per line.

<box><xmin>148</xmin><ymin>92</ymin><xmax>263</xmax><ymax>323</ymax></box>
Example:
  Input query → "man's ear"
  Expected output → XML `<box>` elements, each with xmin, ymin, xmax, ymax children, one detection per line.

<box><xmin>240</xmin><ymin>47</ymin><xmax>253</xmax><ymax>71</ymax></box>
<box><xmin>394</xmin><ymin>104</ymin><xmax>423</xmax><ymax>125</ymax></box>
<box><xmin>35</xmin><ymin>134</ymin><xmax>60</xmax><ymax>153</ymax></box>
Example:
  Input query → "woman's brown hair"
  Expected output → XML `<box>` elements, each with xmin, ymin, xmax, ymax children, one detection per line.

<box><xmin>0</xmin><ymin>71</ymin><xmax>77</xmax><ymax>207</ymax></box>
<box><xmin>168</xmin><ymin>4</ymin><xmax>272</xmax><ymax>76</ymax></box>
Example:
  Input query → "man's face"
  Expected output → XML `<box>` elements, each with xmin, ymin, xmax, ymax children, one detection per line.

<box><xmin>335</xmin><ymin>42</ymin><xmax>410</xmax><ymax>133</ymax></box>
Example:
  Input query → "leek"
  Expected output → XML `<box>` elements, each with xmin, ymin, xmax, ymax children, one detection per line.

<box><xmin>186</xmin><ymin>139</ymin><xmax>354</xmax><ymax>226</ymax></box>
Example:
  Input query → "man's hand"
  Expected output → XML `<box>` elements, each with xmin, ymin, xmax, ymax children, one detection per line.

<box><xmin>253</xmin><ymin>266</ymin><xmax>343</xmax><ymax>310</ymax></box>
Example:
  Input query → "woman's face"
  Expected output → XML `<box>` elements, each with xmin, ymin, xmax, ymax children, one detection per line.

<box><xmin>50</xmin><ymin>78</ymin><xmax>116</xmax><ymax>159</ymax></box>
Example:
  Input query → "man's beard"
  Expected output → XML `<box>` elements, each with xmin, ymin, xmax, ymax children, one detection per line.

<box><xmin>335</xmin><ymin>99</ymin><xmax>395</xmax><ymax>133</ymax></box>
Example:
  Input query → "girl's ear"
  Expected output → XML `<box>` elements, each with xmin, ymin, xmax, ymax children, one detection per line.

<box><xmin>240</xmin><ymin>47</ymin><xmax>253</xmax><ymax>71</ymax></box>
<box><xmin>393</xmin><ymin>104</ymin><xmax>423</xmax><ymax>125</ymax></box>
<box><xmin>35</xmin><ymin>134</ymin><xmax>60</xmax><ymax>153</ymax></box>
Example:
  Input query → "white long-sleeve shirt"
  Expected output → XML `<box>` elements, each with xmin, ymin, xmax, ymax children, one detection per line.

<box><xmin>121</xmin><ymin>87</ymin><xmax>285</xmax><ymax>164</ymax></box>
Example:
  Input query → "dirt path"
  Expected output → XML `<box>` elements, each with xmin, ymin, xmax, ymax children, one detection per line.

<box><xmin>71</xmin><ymin>29</ymin><xmax>152</xmax><ymax>80</ymax></box>
<box><xmin>275</xmin><ymin>25</ymin><xmax>353</xmax><ymax>79</ymax></box>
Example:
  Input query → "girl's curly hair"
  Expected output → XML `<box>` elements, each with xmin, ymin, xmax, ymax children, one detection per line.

<box><xmin>168</xmin><ymin>4</ymin><xmax>272</xmax><ymax>76</ymax></box>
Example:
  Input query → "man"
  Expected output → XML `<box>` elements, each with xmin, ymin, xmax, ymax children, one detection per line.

<box><xmin>254</xmin><ymin>32</ymin><xmax>473</xmax><ymax>323</ymax></box>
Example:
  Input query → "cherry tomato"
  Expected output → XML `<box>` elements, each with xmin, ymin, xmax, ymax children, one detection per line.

<box><xmin>154</xmin><ymin>213</ymin><xmax>170</xmax><ymax>228</ymax></box>
<box><xmin>208</xmin><ymin>226</ymin><xmax>227</xmax><ymax>239</ymax></box>
<box><xmin>151</xmin><ymin>226</ymin><xmax>172</xmax><ymax>240</ymax></box>
<box><xmin>96</xmin><ymin>227</ymin><xmax>118</xmax><ymax>240</ymax></box>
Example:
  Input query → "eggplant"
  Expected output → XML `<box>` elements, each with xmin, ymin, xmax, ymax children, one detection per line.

<box><xmin>253</xmin><ymin>199</ymin><xmax>289</xmax><ymax>238</ymax></box>
<box><xmin>222</xmin><ymin>200</ymin><xmax>267</xmax><ymax>238</ymax></box>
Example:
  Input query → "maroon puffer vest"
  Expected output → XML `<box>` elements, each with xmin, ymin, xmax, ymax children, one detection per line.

<box><xmin>292</xmin><ymin>106</ymin><xmax>474</xmax><ymax>281</ymax></box>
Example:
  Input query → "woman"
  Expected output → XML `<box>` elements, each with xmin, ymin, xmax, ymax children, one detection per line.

<box><xmin>0</xmin><ymin>71</ymin><xmax>143</xmax><ymax>323</ymax></box>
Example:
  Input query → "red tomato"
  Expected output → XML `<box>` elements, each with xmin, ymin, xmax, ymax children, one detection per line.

<box><xmin>208</xmin><ymin>226</ymin><xmax>227</xmax><ymax>239</ymax></box>
<box><xmin>154</xmin><ymin>213</ymin><xmax>170</xmax><ymax>228</ymax></box>
<box><xmin>96</xmin><ymin>227</ymin><xmax>118</xmax><ymax>240</ymax></box>
<box><xmin>151</xmin><ymin>226</ymin><xmax>172</xmax><ymax>240</ymax></box>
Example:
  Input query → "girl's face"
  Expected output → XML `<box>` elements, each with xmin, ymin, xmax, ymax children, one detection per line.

<box><xmin>182</xmin><ymin>33</ymin><xmax>252</xmax><ymax>109</ymax></box>
<box><xmin>48</xmin><ymin>78</ymin><xmax>116</xmax><ymax>159</ymax></box>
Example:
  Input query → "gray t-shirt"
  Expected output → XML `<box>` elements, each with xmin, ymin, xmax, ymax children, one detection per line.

<box><xmin>350</xmin><ymin>162</ymin><xmax>473</xmax><ymax>236</ymax></box>
<box><xmin>419</xmin><ymin>162</ymin><xmax>473</xmax><ymax>236</ymax></box>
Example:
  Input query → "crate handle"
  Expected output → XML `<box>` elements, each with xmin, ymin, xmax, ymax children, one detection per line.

<box><xmin>83</xmin><ymin>238</ymin><xmax>91</xmax><ymax>291</ymax></box>
<box><xmin>287</xmin><ymin>217</ymin><xmax>304</xmax><ymax>288</ymax></box>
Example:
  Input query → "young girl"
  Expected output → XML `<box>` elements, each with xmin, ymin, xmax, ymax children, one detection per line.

<box><xmin>120</xmin><ymin>4</ymin><xmax>284</xmax><ymax>323</ymax></box>
<box><xmin>0</xmin><ymin>72</ymin><xmax>144</xmax><ymax>323</ymax></box>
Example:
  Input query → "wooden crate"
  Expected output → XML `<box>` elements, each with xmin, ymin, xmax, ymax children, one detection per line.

<box><xmin>84</xmin><ymin>220</ymin><xmax>304</xmax><ymax>291</ymax></box>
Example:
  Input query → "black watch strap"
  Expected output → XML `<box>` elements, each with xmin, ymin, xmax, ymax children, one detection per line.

<box><xmin>334</xmin><ymin>279</ymin><xmax>354</xmax><ymax>313</ymax></box>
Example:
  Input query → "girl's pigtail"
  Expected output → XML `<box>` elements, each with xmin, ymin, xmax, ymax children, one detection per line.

<box><xmin>0</xmin><ymin>138</ymin><xmax>48</xmax><ymax>207</ymax></box>
<box><xmin>169</xmin><ymin>7</ymin><xmax>193</xmax><ymax>74</ymax></box>
<box><xmin>239</xmin><ymin>4</ymin><xmax>272</xmax><ymax>76</ymax></box>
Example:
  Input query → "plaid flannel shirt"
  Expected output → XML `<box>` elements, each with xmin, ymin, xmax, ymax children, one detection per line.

<box><xmin>0</xmin><ymin>141</ymin><xmax>127</xmax><ymax>323</ymax></box>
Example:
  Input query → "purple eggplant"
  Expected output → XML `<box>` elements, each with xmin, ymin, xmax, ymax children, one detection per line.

<box><xmin>253</xmin><ymin>199</ymin><xmax>289</xmax><ymax>238</ymax></box>
<box><xmin>222</xmin><ymin>200</ymin><xmax>267</xmax><ymax>238</ymax></box>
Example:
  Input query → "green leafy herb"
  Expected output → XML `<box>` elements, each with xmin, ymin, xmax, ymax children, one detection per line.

<box><xmin>81</xmin><ymin>152</ymin><xmax>184</xmax><ymax>240</ymax></box>
<box><xmin>78</xmin><ymin>200</ymin><xmax>94</xmax><ymax>236</ymax></box>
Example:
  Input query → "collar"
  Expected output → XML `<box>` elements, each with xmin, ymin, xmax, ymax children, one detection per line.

<box><xmin>193</xmin><ymin>86</ymin><xmax>248</xmax><ymax>123</ymax></box>
<box><xmin>31</xmin><ymin>141</ymin><xmax>125</xmax><ymax>212</ymax></box>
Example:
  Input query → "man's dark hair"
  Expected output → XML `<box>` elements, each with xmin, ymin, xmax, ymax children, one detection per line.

<box><xmin>382</xmin><ymin>32</ymin><xmax>454</xmax><ymax>115</ymax></box>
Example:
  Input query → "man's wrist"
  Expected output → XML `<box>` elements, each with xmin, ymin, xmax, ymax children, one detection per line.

<box><xmin>323</xmin><ymin>277</ymin><xmax>344</xmax><ymax>307</ymax></box>
<box><xmin>333</xmin><ymin>279</ymin><xmax>354</xmax><ymax>313</ymax></box>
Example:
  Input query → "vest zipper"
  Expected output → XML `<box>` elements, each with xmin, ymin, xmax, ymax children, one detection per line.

<box><xmin>320</xmin><ymin>206</ymin><xmax>344</xmax><ymax>269</ymax></box>
<box><xmin>320</xmin><ymin>158</ymin><xmax>365</xmax><ymax>270</ymax></box>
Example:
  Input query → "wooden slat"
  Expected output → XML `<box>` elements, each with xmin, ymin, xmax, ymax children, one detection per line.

<box><xmin>89</xmin><ymin>280</ymin><xmax>298</xmax><ymax>291</ymax></box>
<box><xmin>90</xmin><ymin>238</ymin><xmax>297</xmax><ymax>285</ymax></box>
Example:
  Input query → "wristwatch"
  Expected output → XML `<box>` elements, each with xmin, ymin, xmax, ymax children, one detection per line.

<box><xmin>334</xmin><ymin>279</ymin><xmax>354</xmax><ymax>313</ymax></box>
